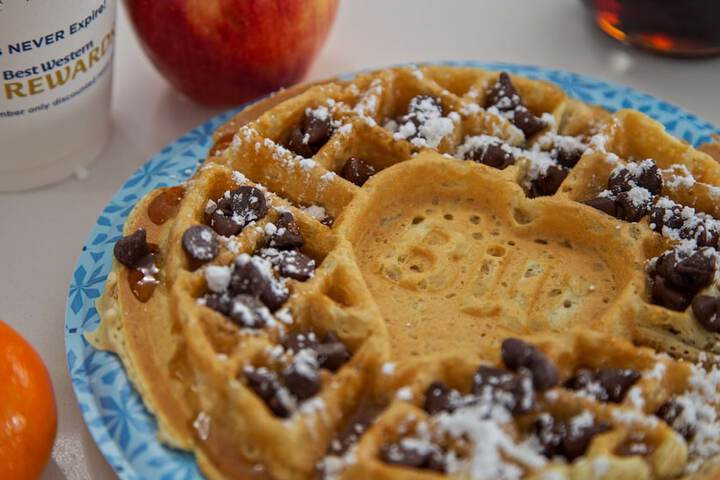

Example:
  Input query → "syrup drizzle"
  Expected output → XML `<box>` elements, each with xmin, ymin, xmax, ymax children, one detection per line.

<box><xmin>128</xmin><ymin>250</ymin><xmax>160</xmax><ymax>302</ymax></box>
<box><xmin>148</xmin><ymin>186</ymin><xmax>185</xmax><ymax>225</ymax></box>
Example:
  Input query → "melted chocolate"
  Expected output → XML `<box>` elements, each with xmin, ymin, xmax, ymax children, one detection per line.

<box><xmin>148</xmin><ymin>186</ymin><xmax>185</xmax><ymax>225</ymax></box>
<box><xmin>128</xmin><ymin>251</ymin><xmax>160</xmax><ymax>302</ymax></box>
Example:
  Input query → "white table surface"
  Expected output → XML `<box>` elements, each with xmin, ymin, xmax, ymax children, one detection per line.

<box><xmin>1</xmin><ymin>1</ymin><xmax>719</xmax><ymax>478</ymax></box>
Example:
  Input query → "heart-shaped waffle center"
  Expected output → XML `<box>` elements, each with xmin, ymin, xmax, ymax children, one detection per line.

<box><xmin>340</xmin><ymin>152</ymin><xmax>650</xmax><ymax>361</ymax></box>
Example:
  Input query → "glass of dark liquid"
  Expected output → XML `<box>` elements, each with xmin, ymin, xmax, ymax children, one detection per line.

<box><xmin>583</xmin><ymin>0</ymin><xmax>720</xmax><ymax>57</ymax></box>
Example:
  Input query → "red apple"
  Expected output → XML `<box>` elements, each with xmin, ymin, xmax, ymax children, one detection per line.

<box><xmin>126</xmin><ymin>0</ymin><xmax>339</xmax><ymax>106</ymax></box>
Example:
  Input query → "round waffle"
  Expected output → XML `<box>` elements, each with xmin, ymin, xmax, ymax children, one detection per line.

<box><xmin>89</xmin><ymin>65</ymin><xmax>720</xmax><ymax>480</ymax></box>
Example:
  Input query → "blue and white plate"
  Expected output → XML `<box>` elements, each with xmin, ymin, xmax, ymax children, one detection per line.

<box><xmin>65</xmin><ymin>61</ymin><xmax>719</xmax><ymax>479</ymax></box>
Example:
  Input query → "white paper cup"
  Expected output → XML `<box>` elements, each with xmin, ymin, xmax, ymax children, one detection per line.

<box><xmin>0</xmin><ymin>0</ymin><xmax>116</xmax><ymax>191</ymax></box>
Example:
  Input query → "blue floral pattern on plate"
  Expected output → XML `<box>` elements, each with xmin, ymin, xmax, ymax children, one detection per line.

<box><xmin>65</xmin><ymin>62</ymin><xmax>718</xmax><ymax>479</ymax></box>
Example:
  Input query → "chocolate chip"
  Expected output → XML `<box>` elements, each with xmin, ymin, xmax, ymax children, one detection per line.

<box><xmin>423</xmin><ymin>450</ymin><xmax>447</xmax><ymax>473</ymax></box>
<box><xmin>681</xmin><ymin>219</ymin><xmax>720</xmax><ymax>248</ymax></box>
<box><xmin>501</xmin><ymin>338</ymin><xmax>558</xmax><ymax>391</ymax></box>
<box><xmin>210</xmin><ymin>187</ymin><xmax>267</xmax><ymax>236</ymax></box>
<box><xmin>216</xmin><ymin>196</ymin><xmax>233</xmax><ymax>213</ymax></box>
<box><xmin>554</xmin><ymin>146</ymin><xmax>583</xmax><ymax>169</ymax></box>
<box><xmin>472</xmin><ymin>365</ymin><xmax>535</xmax><ymax>414</ymax></box>
<box><xmin>423</xmin><ymin>381</ymin><xmax>459</xmax><ymax>415</ymax></box>
<box><xmin>485</xmin><ymin>72</ymin><xmax>521</xmax><ymax>111</ymax></box>
<box><xmin>535</xmin><ymin>414</ymin><xmax>610</xmax><ymax>461</ymax></box>
<box><xmin>341</xmin><ymin>157</ymin><xmax>377</xmax><ymax>186</ymax></box>
<box><xmin>472</xmin><ymin>366</ymin><xmax>516</xmax><ymax>393</ymax></box>
<box><xmin>394</xmin><ymin>95</ymin><xmax>445</xmax><ymax>144</ymax></box>
<box><xmin>563</xmin><ymin>369</ymin><xmax>595</xmax><ymax>392</ymax></box>
<box><xmin>203</xmin><ymin>292</ymin><xmax>232</xmax><ymax>316</ymax></box>
<box><xmin>379</xmin><ymin>442</ymin><xmax>446</xmax><ymax>472</ymax></box>
<box><xmin>328</xmin><ymin>414</ymin><xmax>376</xmax><ymax>456</ymax></box>
<box><xmin>692</xmin><ymin>295</ymin><xmax>720</xmax><ymax>333</ymax></box>
<box><xmin>304</xmin><ymin>113</ymin><xmax>333</xmax><ymax>147</ymax></box>
<box><xmin>608</xmin><ymin>163</ymin><xmax>662</xmax><ymax>195</ymax></box>
<box><xmin>283</xmin><ymin>331</ymin><xmax>349</xmax><ymax>372</ymax></box>
<box><xmin>650</xmin><ymin>204</ymin><xmax>684</xmax><ymax>233</ymax></box>
<box><xmin>114</xmin><ymin>229</ymin><xmax>150</xmax><ymax>267</ymax></box>
<box><xmin>464</xmin><ymin>142</ymin><xmax>515</xmax><ymax>170</ymax></box>
<box><xmin>675</xmin><ymin>248</ymin><xmax>717</xmax><ymax>286</ymax></box>
<box><xmin>656</xmin><ymin>399</ymin><xmax>695</xmax><ymax>440</ymax></box>
<box><xmin>281</xmin><ymin>361</ymin><xmax>321</xmax><ymax>401</ymax></box>
<box><xmin>583</xmin><ymin>196</ymin><xmax>617</xmax><ymax>217</ymax></box>
<box><xmin>501</xmin><ymin>338</ymin><xmax>537</xmax><ymax>370</ymax></box>
<box><xmin>563</xmin><ymin>420</ymin><xmax>611</xmax><ymax>460</ymax></box>
<box><xmin>229</xmin><ymin>256</ymin><xmax>288</xmax><ymax>312</ymax></box>
<box><xmin>228</xmin><ymin>294</ymin><xmax>268</xmax><ymax>328</ymax></box>
<box><xmin>695</xmin><ymin>225</ymin><xmax>720</xmax><ymax>248</ymax></box>
<box><xmin>529</xmin><ymin>165</ymin><xmax>568</xmax><ymax>198</ymax></box>
<box><xmin>534</xmin><ymin>414</ymin><xmax>566</xmax><ymax>458</ymax></box>
<box><xmin>636</xmin><ymin>163</ymin><xmax>663</xmax><ymax>195</ymax></box>
<box><xmin>181</xmin><ymin>225</ymin><xmax>219</xmax><ymax>264</ymax></box>
<box><xmin>656</xmin><ymin>399</ymin><xmax>681</xmax><ymax>425</ymax></box>
<box><xmin>485</xmin><ymin>73</ymin><xmax>546</xmax><ymax>137</ymax></box>
<box><xmin>513</xmin><ymin>106</ymin><xmax>546</xmax><ymax>138</ymax></box>
<box><xmin>316</xmin><ymin>332</ymin><xmax>351</xmax><ymax>371</ymax></box>
<box><xmin>406</xmin><ymin>95</ymin><xmax>444</xmax><ymax>118</ymax></box>
<box><xmin>652</xmin><ymin>277</ymin><xmax>693</xmax><ymax>311</ymax></box>
<box><xmin>276</xmin><ymin>250</ymin><xmax>316</xmax><ymax>281</ymax></box>
<box><xmin>287</xmin><ymin>126</ymin><xmax>313</xmax><ymax>158</ymax></box>
<box><xmin>608</xmin><ymin>169</ymin><xmax>633</xmax><ymax>194</ymax></box>
<box><xmin>595</xmin><ymin>368</ymin><xmax>641</xmax><ymax>403</ymax></box>
<box><xmin>229</xmin><ymin>257</ymin><xmax>269</xmax><ymax>296</ymax></box>
<box><xmin>268</xmin><ymin>211</ymin><xmax>304</xmax><ymax>250</ymax></box>
<box><xmin>245</xmin><ymin>368</ymin><xmax>291</xmax><ymax>418</ymax></box>
<box><xmin>287</xmin><ymin>110</ymin><xmax>333</xmax><ymax>157</ymax></box>
<box><xmin>260</xmin><ymin>283</ymin><xmax>289</xmax><ymax>312</ymax></box>
<box><xmin>564</xmin><ymin>368</ymin><xmax>640</xmax><ymax>403</ymax></box>
<box><xmin>615</xmin><ymin>190</ymin><xmax>651</xmax><ymax>222</ymax></box>
<box><xmin>655</xmin><ymin>248</ymin><xmax>716</xmax><ymax>293</ymax></box>
<box><xmin>283</xmin><ymin>330</ymin><xmax>320</xmax><ymax>353</ymax></box>
<box><xmin>228</xmin><ymin>186</ymin><xmax>268</xmax><ymax>224</ymax></box>
<box><xmin>210</xmin><ymin>210</ymin><xmax>243</xmax><ymax>237</ymax></box>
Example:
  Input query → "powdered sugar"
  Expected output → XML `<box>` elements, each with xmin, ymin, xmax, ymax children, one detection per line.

<box><xmin>396</xmin><ymin>387</ymin><xmax>413</xmax><ymax>401</ymax></box>
<box><xmin>306</xmin><ymin>105</ymin><xmax>330</xmax><ymax>122</ymax></box>
<box><xmin>302</xmin><ymin>205</ymin><xmax>328</xmax><ymax>222</ymax></box>
<box><xmin>204</xmin><ymin>265</ymin><xmax>231</xmax><ymax>293</ymax></box>
<box><xmin>385</xmin><ymin>96</ymin><xmax>458</xmax><ymax>149</ymax></box>
<box><xmin>337</xmin><ymin>123</ymin><xmax>353</xmax><ymax>136</ymax></box>
<box><xmin>292</xmin><ymin>348</ymin><xmax>320</xmax><ymax>379</ymax></box>
<box><xmin>627</xmin><ymin>386</ymin><xmax>645</xmax><ymax>410</ymax></box>
<box><xmin>624</xmin><ymin>186</ymin><xmax>652</xmax><ymax>207</ymax></box>
<box><xmin>299</xmin><ymin>158</ymin><xmax>317</xmax><ymax>170</ymax></box>
<box><xmin>671</xmin><ymin>362</ymin><xmax>720</xmax><ymax>472</ymax></box>
<box><xmin>433</xmin><ymin>401</ymin><xmax>546</xmax><ymax>479</ymax></box>
<box><xmin>381</xmin><ymin>362</ymin><xmax>396</xmax><ymax>375</ymax></box>
<box><xmin>455</xmin><ymin>132</ymin><xmax>588</xmax><ymax>186</ymax></box>
<box><xmin>264</xmin><ymin>222</ymin><xmax>278</xmax><ymax>236</ymax></box>
<box><xmin>232</xmin><ymin>170</ymin><xmax>248</xmax><ymax>184</ymax></box>
<box><xmin>321</xmin><ymin>171</ymin><xmax>337</xmax><ymax>183</ymax></box>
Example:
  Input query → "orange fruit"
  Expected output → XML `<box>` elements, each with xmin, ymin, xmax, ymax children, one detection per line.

<box><xmin>0</xmin><ymin>320</ymin><xmax>57</xmax><ymax>480</ymax></box>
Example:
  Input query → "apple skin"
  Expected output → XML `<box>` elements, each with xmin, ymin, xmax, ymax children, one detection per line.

<box><xmin>126</xmin><ymin>0</ymin><xmax>339</xmax><ymax>106</ymax></box>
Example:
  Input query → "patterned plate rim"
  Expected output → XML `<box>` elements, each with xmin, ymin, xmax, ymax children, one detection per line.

<box><xmin>65</xmin><ymin>60</ymin><xmax>719</xmax><ymax>480</ymax></box>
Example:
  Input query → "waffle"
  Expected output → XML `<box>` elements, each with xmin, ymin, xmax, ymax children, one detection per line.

<box><xmin>89</xmin><ymin>65</ymin><xmax>720</xmax><ymax>480</ymax></box>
